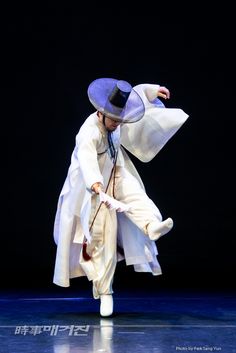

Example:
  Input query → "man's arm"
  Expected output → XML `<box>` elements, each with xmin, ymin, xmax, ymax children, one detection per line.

<box><xmin>76</xmin><ymin>128</ymin><xmax>104</xmax><ymax>192</ymax></box>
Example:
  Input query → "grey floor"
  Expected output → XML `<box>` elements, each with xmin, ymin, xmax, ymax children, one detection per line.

<box><xmin>0</xmin><ymin>289</ymin><xmax>236</xmax><ymax>352</ymax></box>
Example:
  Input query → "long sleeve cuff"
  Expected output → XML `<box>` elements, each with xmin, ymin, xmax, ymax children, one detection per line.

<box><xmin>144</xmin><ymin>84</ymin><xmax>160</xmax><ymax>102</ymax></box>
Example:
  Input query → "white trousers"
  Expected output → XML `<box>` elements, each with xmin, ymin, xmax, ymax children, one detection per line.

<box><xmin>86</xmin><ymin>166</ymin><xmax>163</xmax><ymax>299</ymax></box>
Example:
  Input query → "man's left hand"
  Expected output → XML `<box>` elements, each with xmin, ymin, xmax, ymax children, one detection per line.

<box><xmin>158</xmin><ymin>86</ymin><xmax>170</xmax><ymax>99</ymax></box>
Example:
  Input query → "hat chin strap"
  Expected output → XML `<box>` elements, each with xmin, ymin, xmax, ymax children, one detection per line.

<box><xmin>102</xmin><ymin>114</ymin><xmax>116</xmax><ymax>162</ymax></box>
<box><xmin>102</xmin><ymin>114</ymin><xmax>106</xmax><ymax>127</ymax></box>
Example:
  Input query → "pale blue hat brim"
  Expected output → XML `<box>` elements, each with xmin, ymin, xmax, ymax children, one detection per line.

<box><xmin>87</xmin><ymin>78</ymin><xmax>145</xmax><ymax>123</ymax></box>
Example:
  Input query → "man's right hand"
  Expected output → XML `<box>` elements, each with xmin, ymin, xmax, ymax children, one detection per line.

<box><xmin>91</xmin><ymin>182</ymin><xmax>103</xmax><ymax>194</ymax></box>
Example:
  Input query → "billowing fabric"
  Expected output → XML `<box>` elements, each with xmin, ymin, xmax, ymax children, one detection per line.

<box><xmin>53</xmin><ymin>84</ymin><xmax>189</xmax><ymax>288</ymax></box>
<box><xmin>121</xmin><ymin>84</ymin><xmax>189</xmax><ymax>162</ymax></box>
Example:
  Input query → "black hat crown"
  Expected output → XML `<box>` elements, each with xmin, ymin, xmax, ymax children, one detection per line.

<box><xmin>108</xmin><ymin>81</ymin><xmax>132</xmax><ymax>108</ymax></box>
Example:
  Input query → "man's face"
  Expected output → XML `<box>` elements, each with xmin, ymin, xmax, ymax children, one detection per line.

<box><xmin>104</xmin><ymin>116</ymin><xmax>121</xmax><ymax>131</ymax></box>
<box><xmin>98</xmin><ymin>112</ymin><xmax>121</xmax><ymax>131</ymax></box>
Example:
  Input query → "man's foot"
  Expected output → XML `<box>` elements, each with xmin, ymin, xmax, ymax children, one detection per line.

<box><xmin>147</xmin><ymin>218</ymin><xmax>174</xmax><ymax>241</ymax></box>
<box><xmin>100</xmin><ymin>294</ymin><xmax>113</xmax><ymax>317</ymax></box>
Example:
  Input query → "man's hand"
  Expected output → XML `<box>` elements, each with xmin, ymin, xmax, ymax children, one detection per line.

<box><xmin>157</xmin><ymin>86</ymin><xmax>170</xmax><ymax>100</ymax></box>
<box><xmin>91</xmin><ymin>182</ymin><xmax>103</xmax><ymax>194</ymax></box>
<box><xmin>99</xmin><ymin>192</ymin><xmax>131</xmax><ymax>212</ymax></box>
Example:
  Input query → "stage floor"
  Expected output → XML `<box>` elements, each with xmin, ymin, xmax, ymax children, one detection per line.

<box><xmin>0</xmin><ymin>289</ymin><xmax>236</xmax><ymax>352</ymax></box>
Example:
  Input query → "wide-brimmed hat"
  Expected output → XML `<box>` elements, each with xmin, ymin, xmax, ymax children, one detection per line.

<box><xmin>87</xmin><ymin>78</ymin><xmax>145</xmax><ymax>123</ymax></box>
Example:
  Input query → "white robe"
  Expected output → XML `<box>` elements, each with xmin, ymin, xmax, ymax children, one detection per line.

<box><xmin>53</xmin><ymin>84</ymin><xmax>189</xmax><ymax>287</ymax></box>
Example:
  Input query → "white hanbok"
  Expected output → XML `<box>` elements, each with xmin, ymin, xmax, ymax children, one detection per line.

<box><xmin>53</xmin><ymin>84</ymin><xmax>189</xmax><ymax>298</ymax></box>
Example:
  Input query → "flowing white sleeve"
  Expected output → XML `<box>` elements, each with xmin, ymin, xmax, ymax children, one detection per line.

<box><xmin>120</xmin><ymin>83</ymin><xmax>189</xmax><ymax>162</ymax></box>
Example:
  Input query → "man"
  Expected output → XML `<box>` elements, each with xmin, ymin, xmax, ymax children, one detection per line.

<box><xmin>53</xmin><ymin>78</ymin><xmax>189</xmax><ymax>317</ymax></box>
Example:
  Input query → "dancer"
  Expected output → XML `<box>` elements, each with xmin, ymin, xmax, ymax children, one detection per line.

<box><xmin>53</xmin><ymin>77</ymin><xmax>189</xmax><ymax>317</ymax></box>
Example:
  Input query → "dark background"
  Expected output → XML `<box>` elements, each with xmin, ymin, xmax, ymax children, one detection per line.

<box><xmin>3</xmin><ymin>3</ymin><xmax>234</xmax><ymax>295</ymax></box>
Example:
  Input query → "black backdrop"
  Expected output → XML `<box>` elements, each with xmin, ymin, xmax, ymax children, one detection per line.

<box><xmin>3</xmin><ymin>3</ymin><xmax>234</xmax><ymax>294</ymax></box>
